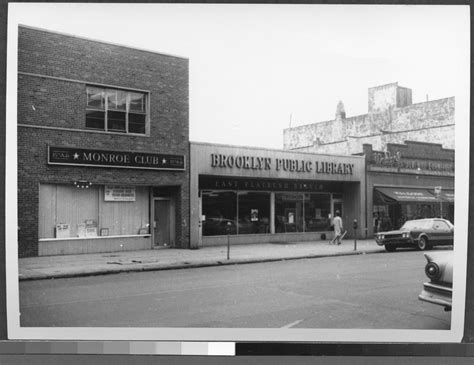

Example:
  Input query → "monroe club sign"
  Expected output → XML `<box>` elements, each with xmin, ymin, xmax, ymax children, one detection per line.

<box><xmin>210</xmin><ymin>153</ymin><xmax>354</xmax><ymax>175</ymax></box>
<box><xmin>48</xmin><ymin>146</ymin><xmax>185</xmax><ymax>170</ymax></box>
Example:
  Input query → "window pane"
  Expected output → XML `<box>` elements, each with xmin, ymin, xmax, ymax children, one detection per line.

<box><xmin>128</xmin><ymin>113</ymin><xmax>146</xmax><ymax>134</ymax></box>
<box><xmin>107</xmin><ymin>90</ymin><xmax>127</xmax><ymax>111</ymax></box>
<box><xmin>275</xmin><ymin>193</ymin><xmax>303</xmax><ymax>233</ymax></box>
<box><xmin>129</xmin><ymin>92</ymin><xmax>145</xmax><ymax>112</ymax></box>
<box><xmin>202</xmin><ymin>191</ymin><xmax>237</xmax><ymax>236</ymax></box>
<box><xmin>39</xmin><ymin>184</ymin><xmax>99</xmax><ymax>238</ymax></box>
<box><xmin>108</xmin><ymin>111</ymin><xmax>126</xmax><ymax>132</ymax></box>
<box><xmin>304</xmin><ymin>193</ymin><xmax>331</xmax><ymax>232</ymax></box>
<box><xmin>86</xmin><ymin>110</ymin><xmax>105</xmax><ymax>130</ymax></box>
<box><xmin>237</xmin><ymin>192</ymin><xmax>270</xmax><ymax>234</ymax></box>
<box><xmin>87</xmin><ymin>87</ymin><xmax>104</xmax><ymax>109</ymax></box>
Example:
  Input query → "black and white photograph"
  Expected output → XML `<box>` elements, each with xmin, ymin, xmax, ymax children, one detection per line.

<box><xmin>5</xmin><ymin>3</ymin><xmax>470</xmax><ymax>344</ymax></box>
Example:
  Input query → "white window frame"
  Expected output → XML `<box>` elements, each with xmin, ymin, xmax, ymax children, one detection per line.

<box><xmin>86</xmin><ymin>86</ymin><xmax>149</xmax><ymax>135</ymax></box>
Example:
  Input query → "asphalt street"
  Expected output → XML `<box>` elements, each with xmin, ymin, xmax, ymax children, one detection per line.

<box><xmin>19</xmin><ymin>249</ymin><xmax>451</xmax><ymax>329</ymax></box>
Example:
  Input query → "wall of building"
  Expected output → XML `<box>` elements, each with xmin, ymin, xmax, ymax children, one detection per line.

<box><xmin>362</xmin><ymin>141</ymin><xmax>454</xmax><ymax>236</ymax></box>
<box><xmin>17</xmin><ymin>26</ymin><xmax>190</xmax><ymax>257</ymax></box>
<box><xmin>190</xmin><ymin>142</ymin><xmax>366</xmax><ymax>247</ymax></box>
<box><xmin>283</xmin><ymin>83</ymin><xmax>454</xmax><ymax>155</ymax></box>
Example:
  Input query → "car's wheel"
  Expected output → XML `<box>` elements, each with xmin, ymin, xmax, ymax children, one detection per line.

<box><xmin>385</xmin><ymin>245</ymin><xmax>396</xmax><ymax>252</ymax></box>
<box><xmin>417</xmin><ymin>236</ymin><xmax>428</xmax><ymax>251</ymax></box>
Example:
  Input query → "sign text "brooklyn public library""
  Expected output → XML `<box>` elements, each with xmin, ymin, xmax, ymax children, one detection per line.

<box><xmin>210</xmin><ymin>153</ymin><xmax>354</xmax><ymax>175</ymax></box>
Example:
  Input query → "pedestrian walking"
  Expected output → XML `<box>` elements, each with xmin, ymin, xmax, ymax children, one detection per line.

<box><xmin>330</xmin><ymin>210</ymin><xmax>344</xmax><ymax>245</ymax></box>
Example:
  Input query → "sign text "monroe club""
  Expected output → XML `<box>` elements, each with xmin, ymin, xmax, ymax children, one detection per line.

<box><xmin>48</xmin><ymin>146</ymin><xmax>185</xmax><ymax>170</ymax></box>
<box><xmin>211</xmin><ymin>153</ymin><xmax>354</xmax><ymax>175</ymax></box>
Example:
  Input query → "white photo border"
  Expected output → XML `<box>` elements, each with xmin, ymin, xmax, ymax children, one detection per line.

<box><xmin>5</xmin><ymin>3</ymin><xmax>470</xmax><ymax>343</ymax></box>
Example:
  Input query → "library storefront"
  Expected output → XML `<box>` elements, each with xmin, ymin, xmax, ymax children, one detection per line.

<box><xmin>190</xmin><ymin>142</ymin><xmax>366</xmax><ymax>247</ymax></box>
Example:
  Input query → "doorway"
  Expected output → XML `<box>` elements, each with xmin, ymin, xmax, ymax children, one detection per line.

<box><xmin>153</xmin><ymin>198</ymin><xmax>175</xmax><ymax>247</ymax></box>
<box><xmin>333</xmin><ymin>200</ymin><xmax>343</xmax><ymax>219</ymax></box>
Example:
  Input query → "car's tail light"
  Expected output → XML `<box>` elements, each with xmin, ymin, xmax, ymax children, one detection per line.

<box><xmin>425</xmin><ymin>262</ymin><xmax>440</xmax><ymax>280</ymax></box>
<box><xmin>402</xmin><ymin>232</ymin><xmax>410</xmax><ymax>238</ymax></box>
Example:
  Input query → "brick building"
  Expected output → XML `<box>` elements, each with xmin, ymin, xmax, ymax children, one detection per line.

<box><xmin>283</xmin><ymin>83</ymin><xmax>454</xmax><ymax>155</ymax></box>
<box><xmin>17</xmin><ymin>26</ymin><xmax>190</xmax><ymax>257</ymax></box>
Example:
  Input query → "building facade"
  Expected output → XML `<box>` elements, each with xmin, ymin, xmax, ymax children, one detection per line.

<box><xmin>360</xmin><ymin>141</ymin><xmax>454</xmax><ymax>237</ymax></box>
<box><xmin>17</xmin><ymin>26</ymin><xmax>190</xmax><ymax>257</ymax></box>
<box><xmin>190</xmin><ymin>142</ymin><xmax>366</xmax><ymax>247</ymax></box>
<box><xmin>283</xmin><ymin>83</ymin><xmax>454</xmax><ymax>155</ymax></box>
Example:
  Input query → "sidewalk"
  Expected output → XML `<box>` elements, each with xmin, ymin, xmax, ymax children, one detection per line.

<box><xmin>18</xmin><ymin>239</ymin><xmax>385</xmax><ymax>281</ymax></box>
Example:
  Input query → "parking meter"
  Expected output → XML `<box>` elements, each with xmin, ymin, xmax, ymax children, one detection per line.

<box><xmin>353</xmin><ymin>219</ymin><xmax>358</xmax><ymax>250</ymax></box>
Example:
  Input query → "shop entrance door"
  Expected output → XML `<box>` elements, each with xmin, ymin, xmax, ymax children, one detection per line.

<box><xmin>153</xmin><ymin>198</ymin><xmax>175</xmax><ymax>247</ymax></box>
<box><xmin>333</xmin><ymin>201</ymin><xmax>343</xmax><ymax>219</ymax></box>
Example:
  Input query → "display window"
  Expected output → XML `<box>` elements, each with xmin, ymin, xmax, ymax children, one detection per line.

<box><xmin>304</xmin><ymin>193</ymin><xmax>332</xmax><ymax>232</ymax></box>
<box><xmin>237</xmin><ymin>192</ymin><xmax>271</xmax><ymax>234</ymax></box>
<box><xmin>275</xmin><ymin>193</ymin><xmax>303</xmax><ymax>233</ymax></box>
<box><xmin>202</xmin><ymin>189</ymin><xmax>336</xmax><ymax>236</ymax></box>
<box><xmin>201</xmin><ymin>191</ymin><xmax>237</xmax><ymax>236</ymax></box>
<box><xmin>38</xmin><ymin>184</ymin><xmax>150</xmax><ymax>239</ymax></box>
<box><xmin>373</xmin><ymin>202</ymin><xmax>454</xmax><ymax>232</ymax></box>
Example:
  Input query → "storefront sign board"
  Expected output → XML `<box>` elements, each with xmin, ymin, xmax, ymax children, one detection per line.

<box><xmin>210</xmin><ymin>153</ymin><xmax>354</xmax><ymax>175</ymax></box>
<box><xmin>105</xmin><ymin>186</ymin><xmax>136</xmax><ymax>201</ymax></box>
<box><xmin>199</xmin><ymin>175</ymin><xmax>343</xmax><ymax>192</ymax></box>
<box><xmin>48</xmin><ymin>146</ymin><xmax>185</xmax><ymax>171</ymax></box>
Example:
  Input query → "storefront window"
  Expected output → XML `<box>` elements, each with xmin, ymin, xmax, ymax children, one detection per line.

<box><xmin>275</xmin><ymin>193</ymin><xmax>304</xmax><ymax>233</ymax></box>
<box><xmin>237</xmin><ymin>192</ymin><xmax>270</xmax><ymax>234</ymax></box>
<box><xmin>304</xmin><ymin>193</ymin><xmax>331</xmax><ymax>232</ymax></box>
<box><xmin>202</xmin><ymin>191</ymin><xmax>237</xmax><ymax>236</ymax></box>
<box><xmin>38</xmin><ymin>184</ymin><xmax>149</xmax><ymax>239</ymax></box>
<box><xmin>202</xmin><ymin>190</ymin><xmax>338</xmax><ymax>236</ymax></box>
<box><xmin>374</xmin><ymin>203</ymin><xmax>452</xmax><ymax>231</ymax></box>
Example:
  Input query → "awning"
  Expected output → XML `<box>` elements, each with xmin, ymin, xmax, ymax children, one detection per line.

<box><xmin>429</xmin><ymin>189</ymin><xmax>455</xmax><ymax>202</ymax></box>
<box><xmin>375</xmin><ymin>187</ymin><xmax>439</xmax><ymax>203</ymax></box>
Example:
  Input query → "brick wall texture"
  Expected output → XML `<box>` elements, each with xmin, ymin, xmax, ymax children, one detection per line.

<box><xmin>17</xmin><ymin>26</ymin><xmax>190</xmax><ymax>257</ymax></box>
<box><xmin>283</xmin><ymin>83</ymin><xmax>454</xmax><ymax>156</ymax></box>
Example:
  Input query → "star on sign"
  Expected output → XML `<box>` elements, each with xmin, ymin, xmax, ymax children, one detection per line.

<box><xmin>73</xmin><ymin>153</ymin><xmax>80</xmax><ymax>160</ymax></box>
<box><xmin>162</xmin><ymin>158</ymin><xmax>167</xmax><ymax>164</ymax></box>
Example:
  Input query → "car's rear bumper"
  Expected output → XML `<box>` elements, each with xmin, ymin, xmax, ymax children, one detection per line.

<box><xmin>418</xmin><ymin>282</ymin><xmax>452</xmax><ymax>310</ymax></box>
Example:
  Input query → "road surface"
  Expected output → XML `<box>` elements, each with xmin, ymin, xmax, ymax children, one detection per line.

<box><xmin>19</xmin><ymin>250</ymin><xmax>451</xmax><ymax>329</ymax></box>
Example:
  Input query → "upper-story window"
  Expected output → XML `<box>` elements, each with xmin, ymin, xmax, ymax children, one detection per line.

<box><xmin>86</xmin><ymin>86</ymin><xmax>148</xmax><ymax>134</ymax></box>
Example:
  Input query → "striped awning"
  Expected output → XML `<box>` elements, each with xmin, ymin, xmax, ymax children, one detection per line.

<box><xmin>375</xmin><ymin>187</ymin><xmax>439</xmax><ymax>203</ymax></box>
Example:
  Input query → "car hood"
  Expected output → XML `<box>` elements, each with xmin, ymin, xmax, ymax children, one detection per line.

<box><xmin>424</xmin><ymin>251</ymin><xmax>453</xmax><ymax>284</ymax></box>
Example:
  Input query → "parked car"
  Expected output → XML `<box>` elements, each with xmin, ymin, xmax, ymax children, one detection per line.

<box><xmin>202</xmin><ymin>217</ymin><xmax>260</xmax><ymax>236</ymax></box>
<box><xmin>375</xmin><ymin>218</ymin><xmax>454</xmax><ymax>252</ymax></box>
<box><xmin>202</xmin><ymin>218</ymin><xmax>236</xmax><ymax>236</ymax></box>
<box><xmin>418</xmin><ymin>251</ymin><xmax>453</xmax><ymax>311</ymax></box>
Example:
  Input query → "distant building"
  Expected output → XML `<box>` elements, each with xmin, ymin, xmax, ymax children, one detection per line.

<box><xmin>283</xmin><ymin>83</ymin><xmax>455</xmax><ymax>237</ymax></box>
<box><xmin>283</xmin><ymin>83</ymin><xmax>454</xmax><ymax>155</ymax></box>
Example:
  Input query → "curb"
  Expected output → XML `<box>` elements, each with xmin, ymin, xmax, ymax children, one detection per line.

<box><xmin>19</xmin><ymin>249</ymin><xmax>385</xmax><ymax>281</ymax></box>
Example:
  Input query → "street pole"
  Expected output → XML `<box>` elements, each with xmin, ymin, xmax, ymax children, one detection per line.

<box><xmin>435</xmin><ymin>186</ymin><xmax>442</xmax><ymax>218</ymax></box>
<box><xmin>227</xmin><ymin>234</ymin><xmax>230</xmax><ymax>260</ymax></box>
<box><xmin>353</xmin><ymin>219</ymin><xmax>358</xmax><ymax>251</ymax></box>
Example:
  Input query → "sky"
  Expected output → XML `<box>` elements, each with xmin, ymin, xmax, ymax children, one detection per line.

<box><xmin>8</xmin><ymin>3</ymin><xmax>470</xmax><ymax>149</ymax></box>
